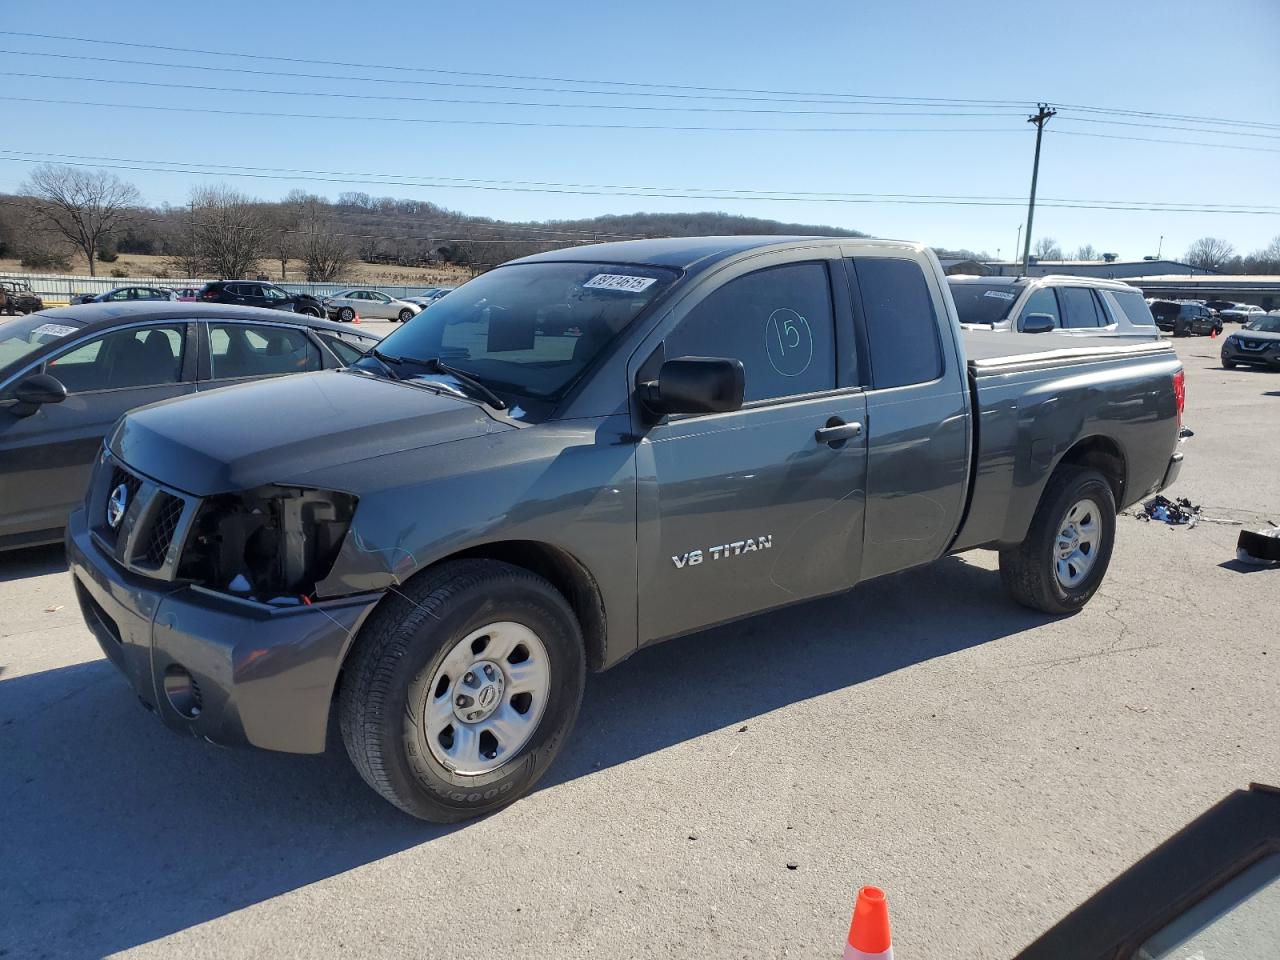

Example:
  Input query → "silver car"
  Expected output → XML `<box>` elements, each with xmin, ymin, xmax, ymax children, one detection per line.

<box><xmin>323</xmin><ymin>289</ymin><xmax>422</xmax><ymax>323</ymax></box>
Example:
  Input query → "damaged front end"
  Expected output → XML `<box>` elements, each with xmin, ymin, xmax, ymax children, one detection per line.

<box><xmin>177</xmin><ymin>486</ymin><xmax>357</xmax><ymax>602</ymax></box>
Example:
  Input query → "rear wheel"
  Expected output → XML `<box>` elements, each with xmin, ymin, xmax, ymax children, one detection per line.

<box><xmin>339</xmin><ymin>560</ymin><xmax>585</xmax><ymax>822</ymax></box>
<box><xmin>999</xmin><ymin>466</ymin><xmax>1116</xmax><ymax>614</ymax></box>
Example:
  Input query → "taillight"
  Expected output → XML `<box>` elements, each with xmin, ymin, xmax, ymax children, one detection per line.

<box><xmin>202</xmin><ymin>290</ymin><xmax>217</xmax><ymax>299</ymax></box>
<box><xmin>1173</xmin><ymin>368</ymin><xmax>1186</xmax><ymax>426</ymax></box>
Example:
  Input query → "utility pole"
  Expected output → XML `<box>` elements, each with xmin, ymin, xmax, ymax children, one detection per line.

<box><xmin>1157</xmin><ymin>234</ymin><xmax>1164</xmax><ymax>259</ymax></box>
<box><xmin>1014</xmin><ymin>224</ymin><xmax>1022</xmax><ymax>273</ymax></box>
<box><xmin>1021</xmin><ymin>103</ymin><xmax>1056</xmax><ymax>273</ymax></box>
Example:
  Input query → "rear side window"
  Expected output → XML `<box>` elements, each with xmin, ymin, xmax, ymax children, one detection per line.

<box><xmin>1059</xmin><ymin>287</ymin><xmax>1104</xmax><ymax>328</ymax></box>
<box><xmin>1108</xmin><ymin>290</ymin><xmax>1157</xmax><ymax>327</ymax></box>
<box><xmin>668</xmin><ymin>261</ymin><xmax>836</xmax><ymax>402</ymax></box>
<box><xmin>209</xmin><ymin>323</ymin><xmax>321</xmax><ymax>379</ymax></box>
<box><xmin>47</xmin><ymin>325</ymin><xmax>185</xmax><ymax>392</ymax></box>
<box><xmin>1019</xmin><ymin>288</ymin><xmax>1061</xmax><ymax>330</ymax></box>
<box><xmin>852</xmin><ymin>257</ymin><xmax>942</xmax><ymax>389</ymax></box>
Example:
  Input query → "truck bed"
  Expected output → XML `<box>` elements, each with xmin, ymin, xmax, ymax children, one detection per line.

<box><xmin>962</xmin><ymin>330</ymin><xmax>1174</xmax><ymax>376</ymax></box>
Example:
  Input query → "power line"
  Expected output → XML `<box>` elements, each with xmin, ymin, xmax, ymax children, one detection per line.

<box><xmin>0</xmin><ymin>95</ymin><xmax>1028</xmax><ymax>134</ymax></box>
<box><xmin>5</xmin><ymin>149</ymin><xmax>1278</xmax><ymax>211</ymax></box>
<box><xmin>0</xmin><ymin>50</ymin><xmax>1026</xmax><ymax>109</ymax></box>
<box><xmin>0</xmin><ymin>71</ymin><xmax>1029</xmax><ymax>118</ymax></box>
<box><xmin>1056</xmin><ymin>114</ymin><xmax>1280</xmax><ymax>141</ymax></box>
<box><xmin>4</xmin><ymin>30</ymin><xmax>1276</xmax><ymax>135</ymax></box>
<box><xmin>4</xmin><ymin>151</ymin><xmax>1278</xmax><ymax>215</ymax></box>
<box><xmin>1051</xmin><ymin>129</ymin><xmax>1280</xmax><ymax>155</ymax></box>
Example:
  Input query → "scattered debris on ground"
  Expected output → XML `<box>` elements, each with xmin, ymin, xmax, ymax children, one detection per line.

<box><xmin>1135</xmin><ymin>495</ymin><xmax>1246</xmax><ymax>528</ymax></box>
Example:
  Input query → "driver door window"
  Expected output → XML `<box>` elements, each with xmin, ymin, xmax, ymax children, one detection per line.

<box><xmin>47</xmin><ymin>325</ymin><xmax>185</xmax><ymax>392</ymax></box>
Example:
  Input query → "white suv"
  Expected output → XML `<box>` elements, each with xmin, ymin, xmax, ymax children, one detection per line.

<box><xmin>948</xmin><ymin>275</ymin><xmax>1160</xmax><ymax>339</ymax></box>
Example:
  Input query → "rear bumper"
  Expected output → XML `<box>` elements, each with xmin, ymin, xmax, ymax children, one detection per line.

<box><xmin>68</xmin><ymin>506</ymin><xmax>381</xmax><ymax>754</ymax></box>
<box><xmin>1161</xmin><ymin>452</ymin><xmax>1183</xmax><ymax>491</ymax></box>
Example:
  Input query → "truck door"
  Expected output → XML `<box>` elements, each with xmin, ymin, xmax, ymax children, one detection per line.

<box><xmin>840</xmin><ymin>249</ymin><xmax>971</xmax><ymax>581</ymax></box>
<box><xmin>632</xmin><ymin>255</ymin><xmax>869</xmax><ymax>643</ymax></box>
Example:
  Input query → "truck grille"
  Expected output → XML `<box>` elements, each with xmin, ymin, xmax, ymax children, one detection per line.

<box><xmin>91</xmin><ymin>456</ymin><xmax>198</xmax><ymax>580</ymax></box>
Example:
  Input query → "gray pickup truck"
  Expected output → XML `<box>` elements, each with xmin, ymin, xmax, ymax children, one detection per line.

<box><xmin>67</xmin><ymin>237</ymin><xmax>1186</xmax><ymax>821</ymax></box>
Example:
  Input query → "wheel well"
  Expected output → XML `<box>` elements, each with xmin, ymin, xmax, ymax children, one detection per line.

<box><xmin>1058</xmin><ymin>436</ymin><xmax>1127</xmax><ymax>507</ymax></box>
<box><xmin>448</xmin><ymin>540</ymin><xmax>608</xmax><ymax>671</ymax></box>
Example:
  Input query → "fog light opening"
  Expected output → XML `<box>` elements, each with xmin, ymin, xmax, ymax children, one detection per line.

<box><xmin>162</xmin><ymin>664</ymin><xmax>203</xmax><ymax>719</ymax></box>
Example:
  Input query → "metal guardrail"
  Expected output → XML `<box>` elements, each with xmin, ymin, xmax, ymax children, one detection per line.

<box><xmin>0</xmin><ymin>272</ymin><xmax>451</xmax><ymax>304</ymax></box>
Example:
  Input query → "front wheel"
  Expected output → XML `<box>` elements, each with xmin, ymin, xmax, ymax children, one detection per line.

<box><xmin>339</xmin><ymin>560</ymin><xmax>586</xmax><ymax>822</ymax></box>
<box><xmin>398</xmin><ymin>308</ymin><xmax>414</xmax><ymax>323</ymax></box>
<box><xmin>337</xmin><ymin>306</ymin><xmax>355</xmax><ymax>323</ymax></box>
<box><xmin>1223</xmin><ymin>359</ymin><xmax>1237</xmax><ymax>369</ymax></box>
<box><xmin>999</xmin><ymin>466</ymin><xmax>1117</xmax><ymax>614</ymax></box>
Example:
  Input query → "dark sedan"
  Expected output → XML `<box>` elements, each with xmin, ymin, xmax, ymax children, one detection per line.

<box><xmin>1220</xmin><ymin>314</ymin><xmax>1280</xmax><ymax>370</ymax></box>
<box><xmin>72</xmin><ymin>286</ymin><xmax>178</xmax><ymax>305</ymax></box>
<box><xmin>0</xmin><ymin>303</ymin><xmax>379</xmax><ymax>550</ymax></box>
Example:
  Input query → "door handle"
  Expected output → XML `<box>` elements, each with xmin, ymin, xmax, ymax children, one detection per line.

<box><xmin>815</xmin><ymin>419</ymin><xmax>863</xmax><ymax>445</ymax></box>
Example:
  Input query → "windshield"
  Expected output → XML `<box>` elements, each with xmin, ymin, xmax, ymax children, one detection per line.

<box><xmin>0</xmin><ymin>314</ymin><xmax>84</xmax><ymax>376</ymax></box>
<box><xmin>947</xmin><ymin>281</ymin><xmax>1024</xmax><ymax>325</ymax></box>
<box><xmin>1245</xmin><ymin>315</ymin><xmax>1280</xmax><ymax>333</ymax></box>
<box><xmin>362</xmin><ymin>261</ymin><xmax>679</xmax><ymax>401</ymax></box>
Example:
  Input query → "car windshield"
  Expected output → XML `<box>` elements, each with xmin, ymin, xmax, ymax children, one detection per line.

<box><xmin>0</xmin><ymin>314</ymin><xmax>85</xmax><ymax>376</ymax></box>
<box><xmin>360</xmin><ymin>261</ymin><xmax>678</xmax><ymax>401</ymax></box>
<box><xmin>947</xmin><ymin>281</ymin><xmax>1024</xmax><ymax>325</ymax></box>
<box><xmin>1245</xmin><ymin>316</ymin><xmax>1280</xmax><ymax>333</ymax></box>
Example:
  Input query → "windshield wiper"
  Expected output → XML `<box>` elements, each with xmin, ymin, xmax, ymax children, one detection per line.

<box><xmin>419</xmin><ymin>357</ymin><xmax>507</xmax><ymax>410</ymax></box>
<box><xmin>363</xmin><ymin>346</ymin><xmax>403</xmax><ymax>379</ymax></box>
<box><xmin>372</xmin><ymin>350</ymin><xmax>506</xmax><ymax>410</ymax></box>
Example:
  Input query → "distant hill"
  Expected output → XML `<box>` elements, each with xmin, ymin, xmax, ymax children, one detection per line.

<box><xmin>534</xmin><ymin>211</ymin><xmax>869</xmax><ymax>240</ymax></box>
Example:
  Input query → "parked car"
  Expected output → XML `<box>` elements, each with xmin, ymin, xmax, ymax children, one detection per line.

<box><xmin>1218</xmin><ymin>304</ymin><xmax>1265</xmax><ymax>324</ymax></box>
<box><xmin>405</xmin><ymin>286</ymin><xmax>456</xmax><ymax>308</ymax></box>
<box><xmin>174</xmin><ymin>287</ymin><xmax>202</xmax><ymax>302</ymax></box>
<box><xmin>1220</xmin><ymin>313</ymin><xmax>1280</xmax><ymax>370</ymax></box>
<box><xmin>1203</xmin><ymin>299</ymin><xmax>1240</xmax><ymax>314</ymax></box>
<box><xmin>0</xmin><ymin>280</ymin><xmax>45</xmax><ymax>315</ymax></box>
<box><xmin>948</xmin><ymin>275</ymin><xmax>1160</xmax><ymax>338</ymax></box>
<box><xmin>1149</xmin><ymin>300</ymin><xmax>1223</xmax><ymax>336</ymax></box>
<box><xmin>72</xmin><ymin>286</ymin><xmax>177</xmax><ymax>305</ymax></box>
<box><xmin>0</xmin><ymin>303</ymin><xmax>378</xmax><ymax>550</ymax></box>
<box><xmin>67</xmin><ymin>236</ymin><xmax>1186</xmax><ymax>822</ymax></box>
<box><xmin>197</xmin><ymin>280</ymin><xmax>327</xmax><ymax>318</ymax></box>
<box><xmin>322</xmin><ymin>288</ymin><xmax>422</xmax><ymax>323</ymax></box>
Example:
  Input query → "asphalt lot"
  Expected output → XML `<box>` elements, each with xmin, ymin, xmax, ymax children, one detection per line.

<box><xmin>1</xmin><ymin>333</ymin><xmax>1277</xmax><ymax>960</ymax></box>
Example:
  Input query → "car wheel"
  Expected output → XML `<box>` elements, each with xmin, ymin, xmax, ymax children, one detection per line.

<box><xmin>338</xmin><ymin>306</ymin><xmax>355</xmax><ymax>323</ymax></box>
<box><xmin>398</xmin><ymin>308</ymin><xmax>414</xmax><ymax>323</ymax></box>
<box><xmin>999</xmin><ymin>466</ymin><xmax>1117</xmax><ymax>615</ymax></box>
<box><xmin>339</xmin><ymin>559</ymin><xmax>586</xmax><ymax>822</ymax></box>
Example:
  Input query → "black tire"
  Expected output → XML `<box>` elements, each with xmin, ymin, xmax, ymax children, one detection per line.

<box><xmin>1223</xmin><ymin>359</ymin><xmax>1236</xmax><ymax>369</ymax></box>
<box><xmin>338</xmin><ymin>306</ymin><xmax>355</xmax><ymax>323</ymax></box>
<box><xmin>999</xmin><ymin>466</ymin><xmax>1117</xmax><ymax>615</ymax></box>
<box><xmin>339</xmin><ymin>559</ymin><xmax>586</xmax><ymax>822</ymax></box>
<box><xmin>398</xmin><ymin>308</ymin><xmax>414</xmax><ymax>323</ymax></box>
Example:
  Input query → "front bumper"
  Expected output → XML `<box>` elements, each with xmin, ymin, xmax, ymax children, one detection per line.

<box><xmin>68</xmin><ymin>506</ymin><xmax>381</xmax><ymax>754</ymax></box>
<box><xmin>1221</xmin><ymin>342</ymin><xmax>1280</xmax><ymax>367</ymax></box>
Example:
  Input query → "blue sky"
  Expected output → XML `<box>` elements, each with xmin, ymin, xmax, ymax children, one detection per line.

<box><xmin>1</xmin><ymin>0</ymin><xmax>1277</xmax><ymax>261</ymax></box>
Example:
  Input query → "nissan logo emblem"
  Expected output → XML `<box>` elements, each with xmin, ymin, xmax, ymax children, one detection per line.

<box><xmin>107</xmin><ymin>483</ymin><xmax>129</xmax><ymax>529</ymax></box>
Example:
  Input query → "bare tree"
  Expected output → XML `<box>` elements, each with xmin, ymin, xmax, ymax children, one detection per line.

<box><xmin>1185</xmin><ymin>237</ymin><xmax>1235</xmax><ymax>270</ymax></box>
<box><xmin>21</xmin><ymin>164</ymin><xmax>140</xmax><ymax>276</ymax></box>
<box><xmin>293</xmin><ymin>196</ymin><xmax>352</xmax><ymax>281</ymax></box>
<box><xmin>1074</xmin><ymin>243</ymin><xmax>1098</xmax><ymax>261</ymax></box>
<box><xmin>1253</xmin><ymin>235</ymin><xmax>1280</xmax><ymax>272</ymax></box>
<box><xmin>189</xmin><ymin>185</ymin><xmax>268</xmax><ymax>279</ymax></box>
<box><xmin>1032</xmin><ymin>236</ymin><xmax>1063</xmax><ymax>260</ymax></box>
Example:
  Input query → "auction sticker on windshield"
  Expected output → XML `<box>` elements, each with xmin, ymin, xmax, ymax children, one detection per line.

<box><xmin>583</xmin><ymin>274</ymin><xmax>658</xmax><ymax>293</ymax></box>
<box><xmin>32</xmin><ymin>323</ymin><xmax>78</xmax><ymax>338</ymax></box>
<box><xmin>983</xmin><ymin>290</ymin><xmax>1016</xmax><ymax>301</ymax></box>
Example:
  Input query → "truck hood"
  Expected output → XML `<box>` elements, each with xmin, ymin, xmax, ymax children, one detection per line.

<box><xmin>109</xmin><ymin>369</ymin><xmax>509</xmax><ymax>496</ymax></box>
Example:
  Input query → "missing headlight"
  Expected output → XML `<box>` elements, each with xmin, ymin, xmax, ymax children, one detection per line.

<box><xmin>178</xmin><ymin>486</ymin><xmax>357</xmax><ymax>599</ymax></box>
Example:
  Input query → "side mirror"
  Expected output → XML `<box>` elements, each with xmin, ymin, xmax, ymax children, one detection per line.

<box><xmin>8</xmin><ymin>373</ymin><xmax>68</xmax><ymax>417</ymax></box>
<box><xmin>640</xmin><ymin>356</ymin><xmax>745</xmax><ymax>417</ymax></box>
<box><xmin>1022</xmin><ymin>313</ymin><xmax>1056</xmax><ymax>334</ymax></box>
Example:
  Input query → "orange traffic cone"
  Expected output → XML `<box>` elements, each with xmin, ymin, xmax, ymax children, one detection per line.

<box><xmin>353</xmin><ymin>313</ymin><xmax>361</xmax><ymax>324</ymax></box>
<box><xmin>844</xmin><ymin>886</ymin><xmax>893</xmax><ymax>960</ymax></box>
<box><xmin>1210</xmin><ymin>326</ymin><xmax>1217</xmax><ymax>339</ymax></box>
